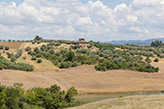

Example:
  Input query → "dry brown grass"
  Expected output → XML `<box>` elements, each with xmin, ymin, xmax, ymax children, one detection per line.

<box><xmin>15</xmin><ymin>42</ymin><xmax>60</xmax><ymax>71</ymax></box>
<box><xmin>69</xmin><ymin>94</ymin><xmax>164</xmax><ymax>109</ymax></box>
<box><xmin>1</xmin><ymin>62</ymin><xmax>164</xmax><ymax>93</ymax></box>
<box><xmin>0</xmin><ymin>42</ymin><xmax>24</xmax><ymax>49</ymax></box>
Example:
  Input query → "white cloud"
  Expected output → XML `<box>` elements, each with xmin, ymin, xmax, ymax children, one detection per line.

<box><xmin>0</xmin><ymin>0</ymin><xmax>164</xmax><ymax>41</ymax></box>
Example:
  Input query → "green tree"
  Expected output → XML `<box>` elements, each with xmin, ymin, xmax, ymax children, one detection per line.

<box><xmin>66</xmin><ymin>51</ymin><xmax>75</xmax><ymax>61</ymax></box>
<box><xmin>65</xmin><ymin>86</ymin><xmax>78</xmax><ymax>102</ymax></box>
<box><xmin>34</xmin><ymin>35</ymin><xmax>42</xmax><ymax>41</ymax></box>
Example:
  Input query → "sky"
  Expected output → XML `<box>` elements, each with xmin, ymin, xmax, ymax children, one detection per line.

<box><xmin>0</xmin><ymin>0</ymin><xmax>164</xmax><ymax>41</ymax></box>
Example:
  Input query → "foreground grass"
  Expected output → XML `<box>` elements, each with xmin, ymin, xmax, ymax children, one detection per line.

<box><xmin>69</xmin><ymin>94</ymin><xmax>164</xmax><ymax>109</ymax></box>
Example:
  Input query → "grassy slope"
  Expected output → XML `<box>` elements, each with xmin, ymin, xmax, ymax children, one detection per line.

<box><xmin>1</xmin><ymin>42</ymin><xmax>164</xmax><ymax>93</ymax></box>
<box><xmin>70</xmin><ymin>94</ymin><xmax>164</xmax><ymax>109</ymax></box>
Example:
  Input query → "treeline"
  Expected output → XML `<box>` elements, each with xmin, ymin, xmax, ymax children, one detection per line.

<box><xmin>0</xmin><ymin>83</ymin><xmax>80</xmax><ymax>109</ymax></box>
<box><xmin>116</xmin><ymin>44</ymin><xmax>164</xmax><ymax>59</ymax></box>
<box><xmin>25</xmin><ymin>40</ymin><xmax>160</xmax><ymax>72</ymax></box>
<box><xmin>0</xmin><ymin>56</ymin><xmax>34</xmax><ymax>71</ymax></box>
<box><xmin>151</xmin><ymin>40</ymin><xmax>164</xmax><ymax>47</ymax></box>
<box><xmin>95</xmin><ymin>60</ymin><xmax>159</xmax><ymax>72</ymax></box>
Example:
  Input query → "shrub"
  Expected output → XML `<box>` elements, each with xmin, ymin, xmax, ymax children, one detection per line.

<box><xmin>0</xmin><ymin>66</ymin><xmax>2</xmax><ymax>70</ymax></box>
<box><xmin>37</xmin><ymin>59</ymin><xmax>42</xmax><ymax>63</ymax></box>
<box><xmin>25</xmin><ymin>47</ymin><xmax>31</xmax><ymax>51</ymax></box>
<box><xmin>71</xmin><ymin>61</ymin><xmax>77</xmax><ymax>67</ymax></box>
<box><xmin>59</xmin><ymin>62</ymin><xmax>71</xmax><ymax>68</ymax></box>
<box><xmin>22</xmin><ymin>56</ymin><xmax>26</xmax><ymax>60</ymax></box>
<box><xmin>32</xmin><ymin>41</ymin><xmax>35</xmax><ymax>44</ymax></box>
<box><xmin>11</xmin><ymin>56</ymin><xmax>16</xmax><ymax>62</ymax></box>
<box><xmin>37</xmin><ymin>41</ymin><xmax>41</xmax><ymax>44</ymax></box>
<box><xmin>36</xmin><ymin>54</ymin><xmax>41</xmax><ymax>58</ymax></box>
<box><xmin>154</xmin><ymin>58</ymin><xmax>159</xmax><ymax>62</ymax></box>
<box><xmin>145</xmin><ymin>57</ymin><xmax>152</xmax><ymax>63</ymax></box>
<box><xmin>55</xmin><ymin>42</ymin><xmax>61</xmax><ymax>46</ymax></box>
<box><xmin>15</xmin><ymin>49</ymin><xmax>23</xmax><ymax>59</ymax></box>
<box><xmin>0</xmin><ymin>45</ymin><xmax>3</xmax><ymax>50</ymax></box>
<box><xmin>66</xmin><ymin>51</ymin><xmax>75</xmax><ymax>61</ymax></box>
<box><xmin>48</xmin><ymin>49</ymin><xmax>55</xmax><ymax>54</ymax></box>
<box><xmin>60</xmin><ymin>49</ymin><xmax>67</xmax><ymax>55</ymax></box>
<box><xmin>5</xmin><ymin>46</ymin><xmax>9</xmax><ymax>50</ymax></box>
<box><xmin>40</xmin><ymin>45</ymin><xmax>46</xmax><ymax>51</ymax></box>
<box><xmin>34</xmin><ymin>47</ymin><xmax>39</xmax><ymax>52</ymax></box>
<box><xmin>31</xmin><ymin>56</ymin><xmax>37</xmax><ymax>60</ymax></box>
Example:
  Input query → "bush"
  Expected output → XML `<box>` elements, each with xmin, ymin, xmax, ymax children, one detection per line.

<box><xmin>25</xmin><ymin>47</ymin><xmax>31</xmax><ymax>51</ymax></box>
<box><xmin>11</xmin><ymin>56</ymin><xmax>16</xmax><ymax>62</ymax></box>
<box><xmin>5</xmin><ymin>46</ymin><xmax>9</xmax><ymax>50</ymax></box>
<box><xmin>22</xmin><ymin>56</ymin><xmax>26</xmax><ymax>60</ymax></box>
<box><xmin>145</xmin><ymin>57</ymin><xmax>152</xmax><ymax>63</ymax></box>
<box><xmin>154</xmin><ymin>58</ymin><xmax>159</xmax><ymax>62</ymax></box>
<box><xmin>0</xmin><ymin>56</ymin><xmax>34</xmax><ymax>71</ymax></box>
<box><xmin>37</xmin><ymin>59</ymin><xmax>42</xmax><ymax>63</ymax></box>
<box><xmin>32</xmin><ymin>41</ymin><xmax>35</xmax><ymax>44</ymax></box>
<box><xmin>40</xmin><ymin>45</ymin><xmax>46</xmax><ymax>51</ymax></box>
<box><xmin>71</xmin><ymin>61</ymin><xmax>78</xmax><ymax>67</ymax></box>
<box><xmin>36</xmin><ymin>54</ymin><xmax>41</xmax><ymax>58</ymax></box>
<box><xmin>48</xmin><ymin>49</ymin><xmax>55</xmax><ymax>54</ymax></box>
<box><xmin>0</xmin><ymin>83</ymin><xmax>79</xmax><ymax>109</ymax></box>
<box><xmin>37</xmin><ymin>41</ymin><xmax>41</xmax><ymax>44</ymax></box>
<box><xmin>15</xmin><ymin>49</ymin><xmax>23</xmax><ymax>59</ymax></box>
<box><xmin>0</xmin><ymin>66</ymin><xmax>2</xmax><ymax>70</ymax></box>
<box><xmin>55</xmin><ymin>42</ymin><xmax>61</xmax><ymax>46</ymax></box>
<box><xmin>59</xmin><ymin>62</ymin><xmax>71</xmax><ymax>68</ymax></box>
<box><xmin>66</xmin><ymin>51</ymin><xmax>75</xmax><ymax>61</ymax></box>
<box><xmin>31</xmin><ymin>56</ymin><xmax>37</xmax><ymax>60</ymax></box>
<box><xmin>0</xmin><ymin>45</ymin><xmax>3</xmax><ymax>50</ymax></box>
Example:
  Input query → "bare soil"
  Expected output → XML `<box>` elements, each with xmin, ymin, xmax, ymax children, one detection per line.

<box><xmin>0</xmin><ymin>42</ymin><xmax>24</xmax><ymax>49</ymax></box>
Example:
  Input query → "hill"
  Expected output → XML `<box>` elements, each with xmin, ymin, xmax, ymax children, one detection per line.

<box><xmin>70</xmin><ymin>94</ymin><xmax>164</xmax><ymax>109</ymax></box>
<box><xmin>108</xmin><ymin>38</ymin><xmax>164</xmax><ymax>45</ymax></box>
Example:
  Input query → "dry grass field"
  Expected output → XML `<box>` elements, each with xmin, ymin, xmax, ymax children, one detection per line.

<box><xmin>0</xmin><ymin>42</ymin><xmax>24</xmax><ymax>49</ymax></box>
<box><xmin>1</xmin><ymin>61</ymin><xmax>164</xmax><ymax>93</ymax></box>
<box><xmin>69</xmin><ymin>94</ymin><xmax>164</xmax><ymax>109</ymax></box>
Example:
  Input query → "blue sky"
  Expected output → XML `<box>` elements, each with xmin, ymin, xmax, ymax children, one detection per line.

<box><xmin>0</xmin><ymin>0</ymin><xmax>132</xmax><ymax>8</ymax></box>
<box><xmin>0</xmin><ymin>0</ymin><xmax>164</xmax><ymax>41</ymax></box>
<box><xmin>81</xmin><ymin>0</ymin><xmax>132</xmax><ymax>8</ymax></box>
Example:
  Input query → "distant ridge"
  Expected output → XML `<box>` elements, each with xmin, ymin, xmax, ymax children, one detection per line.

<box><xmin>106</xmin><ymin>38</ymin><xmax>164</xmax><ymax>46</ymax></box>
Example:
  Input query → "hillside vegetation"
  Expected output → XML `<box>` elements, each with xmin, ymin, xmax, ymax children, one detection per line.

<box><xmin>0</xmin><ymin>83</ymin><xmax>80</xmax><ymax>109</ymax></box>
<box><xmin>0</xmin><ymin>56</ymin><xmax>34</xmax><ymax>71</ymax></box>
<box><xmin>0</xmin><ymin>37</ymin><xmax>163</xmax><ymax>73</ymax></box>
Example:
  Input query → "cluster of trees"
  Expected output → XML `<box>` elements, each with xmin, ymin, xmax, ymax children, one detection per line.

<box><xmin>6</xmin><ymin>49</ymin><xmax>23</xmax><ymax>62</ymax></box>
<box><xmin>0</xmin><ymin>83</ymin><xmax>80</xmax><ymax>109</ymax></box>
<box><xmin>151</xmin><ymin>40</ymin><xmax>164</xmax><ymax>47</ymax></box>
<box><xmin>116</xmin><ymin>44</ymin><xmax>164</xmax><ymax>59</ymax></box>
<box><xmin>0</xmin><ymin>45</ymin><xmax>10</xmax><ymax>50</ymax></box>
<box><xmin>95</xmin><ymin>59</ymin><xmax>159</xmax><ymax>73</ymax></box>
<box><xmin>25</xmin><ymin>42</ymin><xmax>99</xmax><ymax>68</ymax></box>
<box><xmin>0</xmin><ymin>56</ymin><xmax>34</xmax><ymax>71</ymax></box>
<box><xmin>93</xmin><ymin>42</ymin><xmax>115</xmax><ymax>50</ymax></box>
<box><xmin>94</xmin><ymin>46</ymin><xmax>159</xmax><ymax>72</ymax></box>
